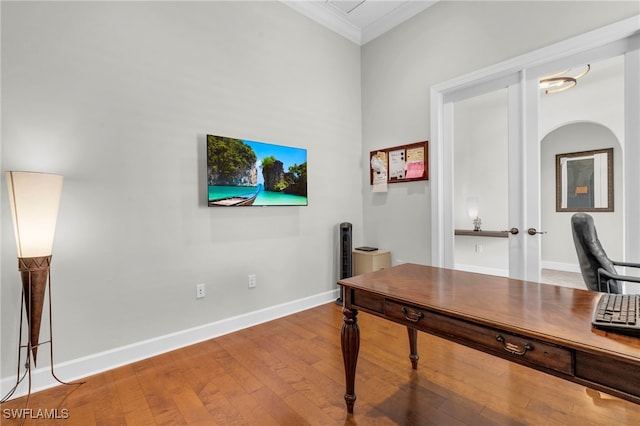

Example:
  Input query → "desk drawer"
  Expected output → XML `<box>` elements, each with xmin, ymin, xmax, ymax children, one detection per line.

<box><xmin>384</xmin><ymin>300</ymin><xmax>573</xmax><ymax>375</ymax></box>
<box><xmin>575</xmin><ymin>351</ymin><xmax>640</xmax><ymax>397</ymax></box>
<box><xmin>350</xmin><ymin>289</ymin><xmax>385</xmax><ymax>314</ymax></box>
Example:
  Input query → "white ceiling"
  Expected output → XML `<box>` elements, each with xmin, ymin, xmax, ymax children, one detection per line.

<box><xmin>282</xmin><ymin>0</ymin><xmax>439</xmax><ymax>45</ymax></box>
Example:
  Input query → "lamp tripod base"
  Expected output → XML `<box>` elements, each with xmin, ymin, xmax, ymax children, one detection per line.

<box><xmin>1</xmin><ymin>257</ymin><xmax>84</xmax><ymax>408</ymax></box>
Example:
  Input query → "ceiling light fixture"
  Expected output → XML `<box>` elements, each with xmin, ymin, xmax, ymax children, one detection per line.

<box><xmin>540</xmin><ymin>64</ymin><xmax>590</xmax><ymax>94</ymax></box>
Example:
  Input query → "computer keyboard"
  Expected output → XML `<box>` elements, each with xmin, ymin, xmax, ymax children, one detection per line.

<box><xmin>592</xmin><ymin>293</ymin><xmax>640</xmax><ymax>335</ymax></box>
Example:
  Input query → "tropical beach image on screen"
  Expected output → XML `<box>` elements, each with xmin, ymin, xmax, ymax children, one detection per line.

<box><xmin>207</xmin><ymin>135</ymin><xmax>308</xmax><ymax>207</ymax></box>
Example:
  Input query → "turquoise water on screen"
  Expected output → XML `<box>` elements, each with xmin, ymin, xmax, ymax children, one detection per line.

<box><xmin>208</xmin><ymin>185</ymin><xmax>307</xmax><ymax>206</ymax></box>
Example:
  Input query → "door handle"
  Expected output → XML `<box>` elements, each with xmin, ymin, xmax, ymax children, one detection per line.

<box><xmin>502</xmin><ymin>228</ymin><xmax>519</xmax><ymax>235</ymax></box>
<box><xmin>527</xmin><ymin>228</ymin><xmax>546</xmax><ymax>236</ymax></box>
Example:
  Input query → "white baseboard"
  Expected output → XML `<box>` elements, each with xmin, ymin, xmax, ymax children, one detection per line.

<box><xmin>455</xmin><ymin>262</ymin><xmax>581</xmax><ymax>276</ymax></box>
<box><xmin>1</xmin><ymin>289</ymin><xmax>340</xmax><ymax>400</ymax></box>
<box><xmin>454</xmin><ymin>264</ymin><xmax>509</xmax><ymax>277</ymax></box>
<box><xmin>541</xmin><ymin>261</ymin><xmax>581</xmax><ymax>273</ymax></box>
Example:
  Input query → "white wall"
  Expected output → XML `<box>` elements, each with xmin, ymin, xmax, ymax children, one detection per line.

<box><xmin>361</xmin><ymin>1</ymin><xmax>639</xmax><ymax>267</ymax></box>
<box><xmin>1</xmin><ymin>1</ymin><xmax>362</xmax><ymax>385</ymax></box>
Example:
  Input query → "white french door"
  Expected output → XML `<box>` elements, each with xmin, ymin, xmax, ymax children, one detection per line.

<box><xmin>430</xmin><ymin>17</ymin><xmax>640</xmax><ymax>283</ymax></box>
<box><xmin>438</xmin><ymin>73</ymin><xmax>539</xmax><ymax>281</ymax></box>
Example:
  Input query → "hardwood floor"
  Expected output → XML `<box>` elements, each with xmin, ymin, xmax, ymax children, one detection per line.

<box><xmin>2</xmin><ymin>302</ymin><xmax>639</xmax><ymax>425</ymax></box>
<box><xmin>540</xmin><ymin>269</ymin><xmax>585</xmax><ymax>290</ymax></box>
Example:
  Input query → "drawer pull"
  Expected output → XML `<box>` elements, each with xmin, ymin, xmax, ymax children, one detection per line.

<box><xmin>496</xmin><ymin>334</ymin><xmax>533</xmax><ymax>356</ymax></box>
<box><xmin>401</xmin><ymin>307</ymin><xmax>424</xmax><ymax>323</ymax></box>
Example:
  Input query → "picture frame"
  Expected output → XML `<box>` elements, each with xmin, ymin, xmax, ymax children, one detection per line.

<box><xmin>369</xmin><ymin>141</ymin><xmax>428</xmax><ymax>185</ymax></box>
<box><xmin>556</xmin><ymin>148</ymin><xmax>613</xmax><ymax>212</ymax></box>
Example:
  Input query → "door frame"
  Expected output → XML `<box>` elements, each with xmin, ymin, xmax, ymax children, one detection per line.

<box><xmin>430</xmin><ymin>16</ymin><xmax>640</xmax><ymax>280</ymax></box>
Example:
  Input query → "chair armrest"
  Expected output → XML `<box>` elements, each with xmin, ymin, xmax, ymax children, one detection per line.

<box><xmin>612</xmin><ymin>260</ymin><xmax>640</xmax><ymax>269</ymax></box>
<box><xmin>597</xmin><ymin>268</ymin><xmax>640</xmax><ymax>283</ymax></box>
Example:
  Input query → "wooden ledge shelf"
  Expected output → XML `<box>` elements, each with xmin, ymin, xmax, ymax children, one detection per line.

<box><xmin>455</xmin><ymin>229</ymin><xmax>508</xmax><ymax>238</ymax></box>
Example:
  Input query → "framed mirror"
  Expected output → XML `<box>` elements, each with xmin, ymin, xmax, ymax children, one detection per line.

<box><xmin>556</xmin><ymin>148</ymin><xmax>613</xmax><ymax>212</ymax></box>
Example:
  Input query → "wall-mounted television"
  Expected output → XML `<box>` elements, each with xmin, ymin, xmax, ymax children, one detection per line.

<box><xmin>207</xmin><ymin>134</ymin><xmax>308</xmax><ymax>207</ymax></box>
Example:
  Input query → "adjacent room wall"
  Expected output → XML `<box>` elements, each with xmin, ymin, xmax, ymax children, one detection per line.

<box><xmin>361</xmin><ymin>1</ymin><xmax>639</xmax><ymax>267</ymax></box>
<box><xmin>541</xmin><ymin>123</ymin><xmax>623</xmax><ymax>265</ymax></box>
<box><xmin>540</xmin><ymin>54</ymin><xmax>626</xmax><ymax>272</ymax></box>
<box><xmin>1</xmin><ymin>1</ymin><xmax>362</xmax><ymax>384</ymax></box>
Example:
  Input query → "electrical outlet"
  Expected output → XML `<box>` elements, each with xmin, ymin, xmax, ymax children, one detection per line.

<box><xmin>248</xmin><ymin>274</ymin><xmax>256</xmax><ymax>289</ymax></box>
<box><xmin>196</xmin><ymin>283</ymin><xmax>206</xmax><ymax>299</ymax></box>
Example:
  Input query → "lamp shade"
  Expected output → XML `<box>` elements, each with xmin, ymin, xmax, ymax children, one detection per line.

<box><xmin>467</xmin><ymin>196</ymin><xmax>479</xmax><ymax>219</ymax></box>
<box><xmin>6</xmin><ymin>171</ymin><xmax>63</xmax><ymax>258</ymax></box>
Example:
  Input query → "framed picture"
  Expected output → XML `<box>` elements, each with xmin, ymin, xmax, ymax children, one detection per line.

<box><xmin>369</xmin><ymin>141</ymin><xmax>428</xmax><ymax>185</ymax></box>
<box><xmin>556</xmin><ymin>148</ymin><xmax>613</xmax><ymax>212</ymax></box>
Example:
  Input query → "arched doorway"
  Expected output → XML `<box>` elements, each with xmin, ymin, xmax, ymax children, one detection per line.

<box><xmin>540</xmin><ymin>122</ymin><xmax>623</xmax><ymax>289</ymax></box>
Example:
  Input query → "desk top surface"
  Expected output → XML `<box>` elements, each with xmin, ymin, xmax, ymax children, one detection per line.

<box><xmin>338</xmin><ymin>263</ymin><xmax>640</xmax><ymax>361</ymax></box>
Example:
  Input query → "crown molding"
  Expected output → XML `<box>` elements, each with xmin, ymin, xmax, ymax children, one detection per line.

<box><xmin>281</xmin><ymin>1</ymin><xmax>438</xmax><ymax>46</ymax></box>
<box><xmin>282</xmin><ymin>1</ymin><xmax>362</xmax><ymax>44</ymax></box>
<box><xmin>361</xmin><ymin>1</ymin><xmax>437</xmax><ymax>44</ymax></box>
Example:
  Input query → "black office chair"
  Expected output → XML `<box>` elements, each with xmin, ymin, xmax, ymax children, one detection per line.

<box><xmin>571</xmin><ymin>212</ymin><xmax>640</xmax><ymax>293</ymax></box>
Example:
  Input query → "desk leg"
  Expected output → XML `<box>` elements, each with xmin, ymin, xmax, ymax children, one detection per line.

<box><xmin>341</xmin><ymin>307</ymin><xmax>359</xmax><ymax>414</ymax></box>
<box><xmin>407</xmin><ymin>327</ymin><xmax>419</xmax><ymax>369</ymax></box>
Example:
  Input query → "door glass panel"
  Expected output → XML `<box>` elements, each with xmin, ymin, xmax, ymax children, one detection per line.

<box><xmin>538</xmin><ymin>55</ymin><xmax>625</xmax><ymax>289</ymax></box>
<box><xmin>453</xmin><ymin>88</ymin><xmax>509</xmax><ymax>276</ymax></box>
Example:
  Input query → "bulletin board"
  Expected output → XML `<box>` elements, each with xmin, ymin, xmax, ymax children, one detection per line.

<box><xmin>369</xmin><ymin>141</ymin><xmax>428</xmax><ymax>185</ymax></box>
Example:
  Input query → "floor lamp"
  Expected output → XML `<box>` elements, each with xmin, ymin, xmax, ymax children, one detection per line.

<box><xmin>2</xmin><ymin>171</ymin><xmax>82</xmax><ymax>405</ymax></box>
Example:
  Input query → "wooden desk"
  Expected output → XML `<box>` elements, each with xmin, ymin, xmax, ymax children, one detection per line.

<box><xmin>338</xmin><ymin>263</ymin><xmax>640</xmax><ymax>413</ymax></box>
